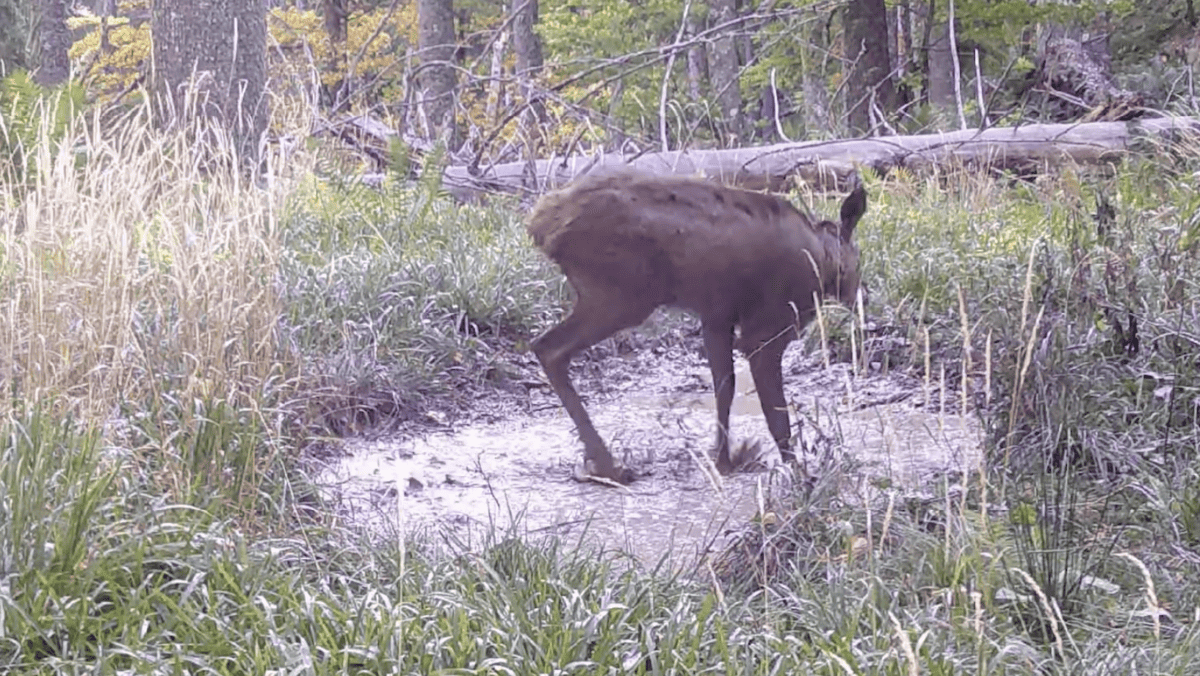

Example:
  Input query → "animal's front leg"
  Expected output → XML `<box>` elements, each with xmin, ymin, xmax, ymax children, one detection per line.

<box><xmin>702</xmin><ymin>321</ymin><xmax>737</xmax><ymax>473</ymax></box>
<box><xmin>746</xmin><ymin>334</ymin><xmax>793</xmax><ymax>463</ymax></box>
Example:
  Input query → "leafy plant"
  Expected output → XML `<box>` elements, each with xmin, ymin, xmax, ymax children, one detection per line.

<box><xmin>0</xmin><ymin>69</ymin><xmax>85</xmax><ymax>189</ymax></box>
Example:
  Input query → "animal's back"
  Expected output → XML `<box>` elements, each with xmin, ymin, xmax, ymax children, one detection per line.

<box><xmin>527</xmin><ymin>168</ymin><xmax>815</xmax><ymax>269</ymax></box>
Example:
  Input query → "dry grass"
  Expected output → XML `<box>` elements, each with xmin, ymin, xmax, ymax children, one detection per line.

<box><xmin>2</xmin><ymin>102</ymin><xmax>291</xmax><ymax>425</ymax></box>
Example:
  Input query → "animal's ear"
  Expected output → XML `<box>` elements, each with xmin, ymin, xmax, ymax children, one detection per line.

<box><xmin>839</xmin><ymin>186</ymin><xmax>867</xmax><ymax>241</ymax></box>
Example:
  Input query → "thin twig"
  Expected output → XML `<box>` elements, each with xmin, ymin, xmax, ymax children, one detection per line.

<box><xmin>335</xmin><ymin>0</ymin><xmax>403</xmax><ymax>114</ymax></box>
<box><xmin>948</xmin><ymin>0</ymin><xmax>967</xmax><ymax>129</ymax></box>
<box><xmin>974</xmin><ymin>48</ymin><xmax>986</xmax><ymax>128</ymax></box>
<box><xmin>770</xmin><ymin>68</ymin><xmax>791</xmax><ymax>142</ymax></box>
<box><xmin>659</xmin><ymin>0</ymin><xmax>694</xmax><ymax>153</ymax></box>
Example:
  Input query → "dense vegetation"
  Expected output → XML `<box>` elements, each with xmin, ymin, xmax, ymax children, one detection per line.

<box><xmin>3</xmin><ymin>93</ymin><xmax>1200</xmax><ymax>669</ymax></box>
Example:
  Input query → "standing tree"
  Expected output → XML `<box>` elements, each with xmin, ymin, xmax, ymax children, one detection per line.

<box><xmin>418</xmin><ymin>0</ymin><xmax>457</xmax><ymax>142</ymax></box>
<box><xmin>511</xmin><ymin>0</ymin><xmax>546</xmax><ymax>159</ymax></box>
<box><xmin>707</xmin><ymin>0</ymin><xmax>743</xmax><ymax>144</ymax></box>
<box><xmin>323</xmin><ymin>0</ymin><xmax>349</xmax><ymax>110</ymax></box>
<box><xmin>37</xmin><ymin>0</ymin><xmax>72</xmax><ymax>86</ymax></box>
<box><xmin>512</xmin><ymin>0</ymin><xmax>544</xmax><ymax>125</ymax></box>
<box><xmin>151</xmin><ymin>0</ymin><xmax>268</xmax><ymax>165</ymax></box>
<box><xmin>923</xmin><ymin>1</ymin><xmax>956</xmax><ymax>112</ymax></box>
<box><xmin>0</xmin><ymin>0</ymin><xmax>31</xmax><ymax>74</ymax></box>
<box><xmin>843</xmin><ymin>0</ymin><xmax>894</xmax><ymax>134</ymax></box>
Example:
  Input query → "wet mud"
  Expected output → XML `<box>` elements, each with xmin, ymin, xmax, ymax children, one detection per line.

<box><xmin>315</xmin><ymin>340</ymin><xmax>983</xmax><ymax>568</ymax></box>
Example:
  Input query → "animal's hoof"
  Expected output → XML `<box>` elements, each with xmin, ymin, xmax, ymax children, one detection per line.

<box><xmin>612</xmin><ymin>466</ymin><xmax>637</xmax><ymax>485</ymax></box>
<box><xmin>714</xmin><ymin>454</ymin><xmax>737</xmax><ymax>476</ymax></box>
<box><xmin>576</xmin><ymin>458</ymin><xmax>637</xmax><ymax>486</ymax></box>
<box><xmin>715</xmin><ymin>439</ymin><xmax>764</xmax><ymax>475</ymax></box>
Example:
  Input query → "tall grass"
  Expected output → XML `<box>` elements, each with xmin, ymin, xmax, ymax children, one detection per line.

<box><xmin>3</xmin><ymin>404</ymin><xmax>1196</xmax><ymax>672</ymax></box>
<box><xmin>0</xmin><ymin>94</ymin><xmax>566</xmax><ymax>438</ymax></box>
<box><xmin>1</xmin><ymin>102</ymin><xmax>285</xmax><ymax>424</ymax></box>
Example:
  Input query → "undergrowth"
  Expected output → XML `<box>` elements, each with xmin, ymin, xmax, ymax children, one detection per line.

<box><xmin>4</xmin><ymin>92</ymin><xmax>1200</xmax><ymax>671</ymax></box>
<box><xmin>277</xmin><ymin>173</ymin><xmax>566</xmax><ymax>431</ymax></box>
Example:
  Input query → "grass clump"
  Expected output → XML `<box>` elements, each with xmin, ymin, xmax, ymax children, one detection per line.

<box><xmin>711</xmin><ymin>147</ymin><xmax>1200</xmax><ymax>672</ymax></box>
<box><xmin>1</xmin><ymin>103</ymin><xmax>283</xmax><ymax>427</ymax></box>
<box><xmin>6</xmin><ymin>403</ymin><xmax>1195</xmax><ymax>674</ymax></box>
<box><xmin>276</xmin><ymin>175</ymin><xmax>566</xmax><ymax>429</ymax></box>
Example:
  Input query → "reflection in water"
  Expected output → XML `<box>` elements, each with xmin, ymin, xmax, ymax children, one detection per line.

<box><xmin>316</xmin><ymin>356</ymin><xmax>983</xmax><ymax>568</ymax></box>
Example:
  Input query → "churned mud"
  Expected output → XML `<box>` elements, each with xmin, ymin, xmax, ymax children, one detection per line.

<box><xmin>314</xmin><ymin>329</ymin><xmax>984</xmax><ymax>569</ymax></box>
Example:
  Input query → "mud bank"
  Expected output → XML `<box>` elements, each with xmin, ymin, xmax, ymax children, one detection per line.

<box><xmin>315</xmin><ymin>344</ymin><xmax>983</xmax><ymax>568</ymax></box>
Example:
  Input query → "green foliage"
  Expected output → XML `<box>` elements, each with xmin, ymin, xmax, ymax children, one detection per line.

<box><xmin>941</xmin><ymin>0</ymin><xmax>1138</xmax><ymax>106</ymax></box>
<box><xmin>0</xmin><ymin>408</ymin><xmax>115</xmax><ymax>583</ymax></box>
<box><xmin>951</xmin><ymin>0</ymin><xmax>1135</xmax><ymax>33</ymax></box>
<box><xmin>4</xmin><ymin>398</ymin><xmax>1200</xmax><ymax>673</ymax></box>
<box><xmin>1110</xmin><ymin>0</ymin><xmax>1196</xmax><ymax>65</ymax></box>
<box><xmin>268</xmin><ymin>4</ymin><xmax>417</xmax><ymax>95</ymax></box>
<box><xmin>0</xmin><ymin>409</ymin><xmax>299</xmax><ymax>671</ymax></box>
<box><xmin>278</xmin><ymin>175</ymin><xmax>567</xmax><ymax>412</ymax></box>
<box><xmin>539</xmin><ymin>0</ymin><xmax>704</xmax><ymax>142</ymax></box>
<box><xmin>541</xmin><ymin>0</ymin><xmax>688</xmax><ymax>62</ymax></box>
<box><xmin>0</xmin><ymin>69</ymin><xmax>85</xmax><ymax>189</ymax></box>
<box><xmin>860</xmin><ymin>159</ymin><xmax>1200</xmax><ymax>469</ymax></box>
<box><xmin>67</xmin><ymin>1</ymin><xmax>417</xmax><ymax>113</ymax></box>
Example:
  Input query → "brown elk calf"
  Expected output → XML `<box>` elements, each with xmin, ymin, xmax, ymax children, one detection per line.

<box><xmin>527</xmin><ymin>168</ymin><xmax>867</xmax><ymax>484</ymax></box>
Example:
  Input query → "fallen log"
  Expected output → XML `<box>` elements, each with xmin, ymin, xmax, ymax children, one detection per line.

<box><xmin>441</xmin><ymin>116</ymin><xmax>1200</xmax><ymax>198</ymax></box>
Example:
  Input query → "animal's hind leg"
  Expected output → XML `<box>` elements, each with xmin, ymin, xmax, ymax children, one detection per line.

<box><xmin>532</xmin><ymin>283</ymin><xmax>656</xmax><ymax>483</ymax></box>
<box><xmin>701</xmin><ymin>321</ymin><xmax>737</xmax><ymax>474</ymax></box>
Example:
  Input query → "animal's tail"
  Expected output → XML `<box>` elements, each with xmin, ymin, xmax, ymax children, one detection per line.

<box><xmin>526</xmin><ymin>187</ymin><xmax>580</xmax><ymax>252</ymax></box>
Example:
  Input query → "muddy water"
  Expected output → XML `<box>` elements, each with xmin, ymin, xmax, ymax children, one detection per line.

<box><xmin>316</xmin><ymin>350</ymin><xmax>983</xmax><ymax>568</ymax></box>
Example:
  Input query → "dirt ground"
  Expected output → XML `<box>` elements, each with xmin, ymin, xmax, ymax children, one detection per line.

<box><xmin>314</xmin><ymin>330</ymin><xmax>983</xmax><ymax>569</ymax></box>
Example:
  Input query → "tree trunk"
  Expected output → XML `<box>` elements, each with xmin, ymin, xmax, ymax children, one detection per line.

<box><xmin>512</xmin><ymin>0</ymin><xmax>542</xmax><ymax>85</ymax></box>
<box><xmin>511</xmin><ymin>0</ymin><xmax>546</xmax><ymax>137</ymax></box>
<box><xmin>323</xmin><ymin>0</ymin><xmax>348</xmax><ymax>110</ymax></box>
<box><xmin>151</xmin><ymin>0</ymin><xmax>268</xmax><ymax>165</ymax></box>
<box><xmin>0</xmin><ymin>0</ymin><xmax>31</xmax><ymax>74</ymax></box>
<box><xmin>97</xmin><ymin>0</ymin><xmax>116</xmax><ymax>55</ymax></box>
<box><xmin>892</xmin><ymin>0</ymin><xmax>915</xmax><ymax>108</ymax></box>
<box><xmin>418</xmin><ymin>0</ymin><xmax>458</xmax><ymax>142</ymax></box>
<box><xmin>899</xmin><ymin>0</ymin><xmax>914</xmax><ymax>71</ymax></box>
<box><xmin>926</xmin><ymin>17</ymin><xmax>955</xmax><ymax>109</ymax></box>
<box><xmin>485</xmin><ymin>28</ymin><xmax>507</xmax><ymax>124</ymax></box>
<box><xmin>798</xmin><ymin>15</ymin><xmax>832</xmax><ymax>136</ymax></box>
<box><xmin>843</xmin><ymin>0</ymin><xmax>894</xmax><ymax>134</ymax></box>
<box><xmin>37</xmin><ymin>0</ymin><xmax>72</xmax><ymax>86</ymax></box>
<box><xmin>707</xmin><ymin>0</ymin><xmax>743</xmax><ymax>144</ymax></box>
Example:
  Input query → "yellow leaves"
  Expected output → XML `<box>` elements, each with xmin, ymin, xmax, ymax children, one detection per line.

<box><xmin>268</xmin><ymin>7</ymin><xmax>326</xmax><ymax>53</ymax></box>
<box><xmin>70</xmin><ymin>21</ymin><xmax>150</xmax><ymax>104</ymax></box>
<box><xmin>64</xmin><ymin>4</ymin><xmax>418</xmax><ymax>111</ymax></box>
<box><xmin>65</xmin><ymin>12</ymin><xmax>130</xmax><ymax>31</ymax></box>
<box><xmin>268</xmin><ymin>6</ymin><xmax>416</xmax><ymax>90</ymax></box>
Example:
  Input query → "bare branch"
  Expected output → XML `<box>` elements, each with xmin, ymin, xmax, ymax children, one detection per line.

<box><xmin>659</xmin><ymin>0</ymin><xmax>694</xmax><ymax>153</ymax></box>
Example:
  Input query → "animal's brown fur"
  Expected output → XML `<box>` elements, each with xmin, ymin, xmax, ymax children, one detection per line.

<box><xmin>527</xmin><ymin>167</ymin><xmax>867</xmax><ymax>484</ymax></box>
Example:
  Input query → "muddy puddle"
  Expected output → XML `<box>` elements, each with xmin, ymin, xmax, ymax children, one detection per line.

<box><xmin>316</xmin><ymin>346</ymin><xmax>983</xmax><ymax>569</ymax></box>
